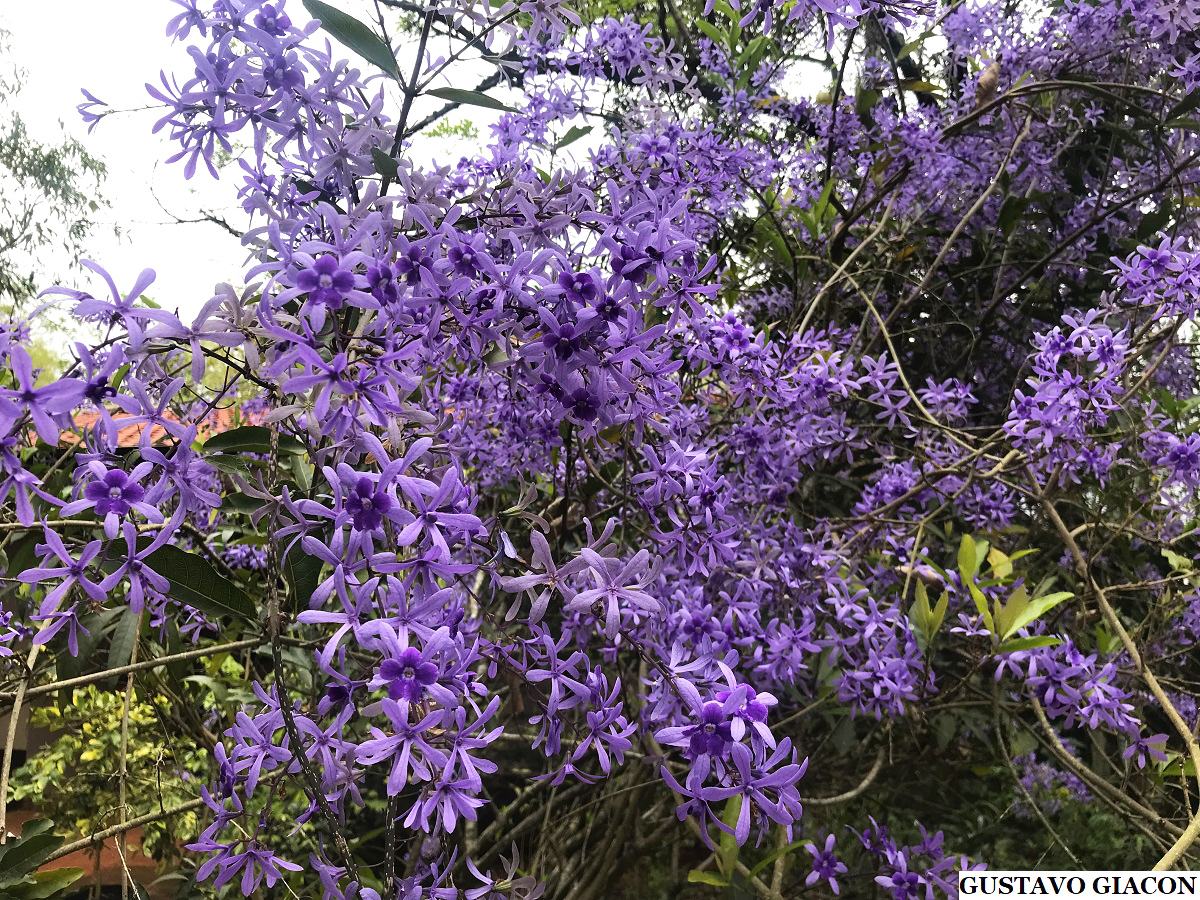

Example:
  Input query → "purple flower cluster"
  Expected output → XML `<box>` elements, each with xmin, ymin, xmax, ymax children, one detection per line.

<box><xmin>1</xmin><ymin>0</ymin><xmax>1199</xmax><ymax>891</ymax></box>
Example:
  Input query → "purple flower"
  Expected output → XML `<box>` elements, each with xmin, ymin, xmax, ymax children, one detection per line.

<box><xmin>263</xmin><ymin>52</ymin><xmax>304</xmax><ymax>91</ymax></box>
<box><xmin>77</xmin><ymin>89</ymin><xmax>108</xmax><ymax>133</ymax></box>
<box><xmin>0</xmin><ymin>346</ymin><xmax>80</xmax><ymax>444</ymax></box>
<box><xmin>682</xmin><ymin>700</ymin><xmax>734</xmax><ymax>757</ymax></box>
<box><xmin>558</xmin><ymin>270</ymin><xmax>599</xmax><ymax>304</ymax></box>
<box><xmin>293</xmin><ymin>255</ymin><xmax>357</xmax><ymax>326</ymax></box>
<box><xmin>213</xmin><ymin>843</ymin><xmax>303</xmax><ymax>894</ymax></box>
<box><xmin>62</xmin><ymin>461</ymin><xmax>163</xmax><ymax>538</ymax></box>
<box><xmin>366</xmin><ymin>624</ymin><xmax>457</xmax><ymax>713</ymax></box>
<box><xmin>807</xmin><ymin>835</ymin><xmax>848</xmax><ymax>894</ymax></box>
<box><xmin>366</xmin><ymin>263</ymin><xmax>399</xmax><ymax>305</ymax></box>
<box><xmin>377</xmin><ymin>646</ymin><xmax>439</xmax><ymax>703</ymax></box>
<box><xmin>1122</xmin><ymin>733</ymin><xmax>1169</xmax><ymax>769</ymax></box>
<box><xmin>253</xmin><ymin>4</ymin><xmax>291</xmax><ymax>35</ymax></box>
<box><xmin>566</xmin><ymin>548</ymin><xmax>661</xmax><ymax>637</ymax></box>
<box><xmin>345</xmin><ymin>476</ymin><xmax>393</xmax><ymax>531</ymax></box>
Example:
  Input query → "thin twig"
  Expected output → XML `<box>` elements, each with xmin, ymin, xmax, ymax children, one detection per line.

<box><xmin>800</xmin><ymin>747</ymin><xmax>885</xmax><ymax>805</ymax></box>
<box><xmin>0</xmin><ymin>637</ymin><xmax>265</xmax><ymax>703</ymax></box>
<box><xmin>44</xmin><ymin>798</ymin><xmax>207</xmax><ymax>864</ymax></box>
<box><xmin>117</xmin><ymin>613</ymin><xmax>142</xmax><ymax>900</ymax></box>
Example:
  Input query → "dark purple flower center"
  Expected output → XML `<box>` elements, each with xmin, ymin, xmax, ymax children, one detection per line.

<box><xmin>347</xmin><ymin>477</ymin><xmax>391</xmax><ymax>530</ymax></box>
<box><xmin>84</xmin><ymin>470</ymin><xmax>144</xmax><ymax>517</ymax></box>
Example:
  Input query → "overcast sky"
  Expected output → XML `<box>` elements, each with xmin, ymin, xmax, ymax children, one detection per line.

<box><xmin>3</xmin><ymin>1</ymin><xmax>822</xmax><ymax>327</ymax></box>
<box><xmin>2</xmin><ymin>1</ymin><xmax>250</xmax><ymax>320</ymax></box>
<box><xmin>0</xmin><ymin>0</ymin><xmax>496</xmax><ymax>323</ymax></box>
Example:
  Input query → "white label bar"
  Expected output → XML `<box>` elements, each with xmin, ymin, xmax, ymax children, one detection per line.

<box><xmin>959</xmin><ymin>873</ymin><xmax>1200</xmax><ymax>897</ymax></box>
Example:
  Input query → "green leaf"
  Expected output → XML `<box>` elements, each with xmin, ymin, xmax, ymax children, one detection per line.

<box><xmin>203</xmin><ymin>425</ymin><xmax>304</xmax><ymax>456</ymax></box>
<box><xmin>968</xmin><ymin>581</ymin><xmax>994</xmax><ymax>635</ymax></box>
<box><xmin>163</xmin><ymin>617</ymin><xmax>187</xmax><ymax>686</ymax></box>
<box><xmin>140</xmin><ymin>544</ymin><xmax>256</xmax><ymax>621</ymax></box>
<box><xmin>554</xmin><ymin>125</ymin><xmax>593</xmax><ymax>151</ymax></box>
<box><xmin>288</xmin><ymin>455</ymin><xmax>314</xmax><ymax>492</ymax></box>
<box><xmin>747</xmin><ymin>836</ymin><xmax>805</xmax><ymax>878</ymax></box>
<box><xmin>711</xmin><ymin>0</ymin><xmax>739</xmax><ymax>23</ymax></box>
<box><xmin>694</xmin><ymin>19</ymin><xmax>726</xmax><ymax>45</ymax></box>
<box><xmin>284</xmin><ymin>542</ymin><xmax>324</xmax><ymax>613</ymax></box>
<box><xmin>1168</xmin><ymin>88</ymin><xmax>1200</xmax><ymax>122</ymax></box>
<box><xmin>987</xmin><ymin>546</ymin><xmax>1013</xmax><ymax>580</ymax></box>
<box><xmin>427</xmin><ymin>88</ymin><xmax>513</xmax><ymax>112</ymax></box>
<box><xmin>957</xmin><ymin>534</ymin><xmax>988</xmax><ymax>579</ymax></box>
<box><xmin>686</xmin><ymin>870</ymin><xmax>730</xmax><ymax>886</ymax></box>
<box><xmin>996</xmin><ymin>195</ymin><xmax>1029</xmax><ymax>237</ymax></box>
<box><xmin>1163</xmin><ymin>548</ymin><xmax>1193</xmax><ymax>572</ymax></box>
<box><xmin>1163</xmin><ymin>758</ymin><xmax>1197</xmax><ymax>777</ymax></box>
<box><xmin>805</xmin><ymin>179</ymin><xmax>837</xmax><ymax>240</ymax></box>
<box><xmin>734</xmin><ymin>36</ymin><xmax>769</xmax><ymax>91</ymax></box>
<box><xmin>303</xmin><ymin>0</ymin><xmax>398</xmax><ymax>77</ymax></box>
<box><xmin>10</xmin><ymin>821</ymin><xmax>52</xmax><ymax>841</ymax></box>
<box><xmin>895</xmin><ymin>27</ymin><xmax>935</xmax><ymax>61</ymax></box>
<box><xmin>225</xmin><ymin>493</ymin><xmax>267</xmax><ymax>515</ymax></box>
<box><xmin>908</xmin><ymin>581</ymin><xmax>935</xmax><ymax>647</ymax></box>
<box><xmin>207</xmin><ymin>454</ymin><xmax>255</xmax><ymax>476</ymax></box>
<box><xmin>0</xmin><ymin>828</ymin><xmax>64</xmax><ymax>885</ymax></box>
<box><xmin>371</xmin><ymin>147</ymin><xmax>398</xmax><ymax>179</ymax></box>
<box><xmin>929</xmin><ymin>588</ymin><xmax>949</xmax><ymax>636</ymax></box>
<box><xmin>1001</xmin><ymin>591</ymin><xmax>1072</xmax><ymax>639</ymax></box>
<box><xmin>7</xmin><ymin>868</ymin><xmax>84</xmax><ymax>900</ymax></box>
<box><xmin>717</xmin><ymin>795</ymin><xmax>742</xmax><ymax>876</ymax></box>
<box><xmin>109</xmin><ymin>363</ymin><xmax>132</xmax><ymax>395</ymax></box>
<box><xmin>55</xmin><ymin>608</ymin><xmax>118</xmax><ymax>686</ymax></box>
<box><xmin>1094</xmin><ymin>623</ymin><xmax>1120</xmax><ymax>655</ymax></box>
<box><xmin>997</xmin><ymin>635</ymin><xmax>1063</xmax><ymax>654</ymax></box>
<box><xmin>107</xmin><ymin>606</ymin><xmax>141</xmax><ymax>670</ymax></box>
<box><xmin>993</xmin><ymin>583</ymin><xmax>1028</xmax><ymax>639</ymax></box>
<box><xmin>1138</xmin><ymin>204</ymin><xmax>1173</xmax><ymax>240</ymax></box>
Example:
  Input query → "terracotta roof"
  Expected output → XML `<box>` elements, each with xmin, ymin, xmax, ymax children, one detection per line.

<box><xmin>63</xmin><ymin>406</ymin><xmax>246</xmax><ymax>448</ymax></box>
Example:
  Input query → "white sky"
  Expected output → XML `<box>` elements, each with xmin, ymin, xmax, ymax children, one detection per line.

<box><xmin>3</xmin><ymin>0</ymin><xmax>248</xmax><ymax>321</ymax></box>
<box><xmin>2</xmin><ymin>0</ymin><xmax>829</xmax><ymax>328</ymax></box>
<box><xmin>0</xmin><ymin>0</ymin><xmax>498</xmax><ymax>324</ymax></box>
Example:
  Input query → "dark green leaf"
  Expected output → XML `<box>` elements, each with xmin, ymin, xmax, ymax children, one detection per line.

<box><xmin>303</xmin><ymin>0</ymin><xmax>398</xmax><ymax>76</ymax></box>
<box><xmin>371</xmin><ymin>147</ymin><xmax>398</xmax><ymax>178</ymax></box>
<box><xmin>1166</xmin><ymin>117</ymin><xmax>1200</xmax><ymax>131</ymax></box>
<box><xmin>284</xmin><ymin>542</ymin><xmax>324</xmax><ymax>613</ymax></box>
<box><xmin>1138</xmin><ymin>203</ymin><xmax>1173</xmax><ymax>239</ymax></box>
<box><xmin>1168</xmin><ymin>88</ymin><xmax>1200</xmax><ymax>122</ymax></box>
<box><xmin>140</xmin><ymin>544</ymin><xmax>256</xmax><ymax>621</ymax></box>
<box><xmin>427</xmin><ymin>88</ymin><xmax>513</xmax><ymax>112</ymax></box>
<box><xmin>208</xmin><ymin>454</ymin><xmax>255</xmax><ymax>476</ymax></box>
<box><xmin>0</xmin><ymin>829</ymin><xmax>64</xmax><ymax>884</ymax></box>
<box><xmin>54</xmin><ymin>608</ymin><xmax>118</xmax><ymax>686</ymax></box>
<box><xmin>10</xmin><ymin>822</ymin><xmax>52</xmax><ymax>841</ymax></box>
<box><xmin>996</xmin><ymin>195</ymin><xmax>1029</xmax><ymax>237</ymax></box>
<box><xmin>225</xmin><ymin>492</ymin><xmax>268</xmax><ymax>515</ymax></box>
<box><xmin>203</xmin><ymin>425</ymin><xmax>304</xmax><ymax>456</ymax></box>
<box><xmin>7</xmin><ymin>868</ymin><xmax>83</xmax><ymax>900</ymax></box>
<box><xmin>107</xmin><ymin>606</ymin><xmax>141</xmax><ymax>670</ymax></box>
<box><xmin>554</xmin><ymin>125</ymin><xmax>593</xmax><ymax>151</ymax></box>
<box><xmin>164</xmin><ymin>617</ymin><xmax>187</xmax><ymax>686</ymax></box>
<box><xmin>287</xmin><ymin>455</ymin><xmax>314</xmax><ymax>492</ymax></box>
